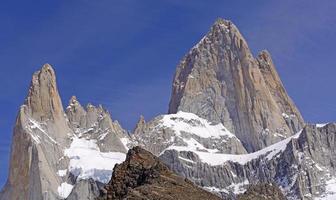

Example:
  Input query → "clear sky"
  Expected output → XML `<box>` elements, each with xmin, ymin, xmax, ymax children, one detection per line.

<box><xmin>0</xmin><ymin>0</ymin><xmax>335</xmax><ymax>187</ymax></box>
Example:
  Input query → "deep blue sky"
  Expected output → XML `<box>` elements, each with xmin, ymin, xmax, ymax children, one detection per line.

<box><xmin>1</xmin><ymin>0</ymin><xmax>335</xmax><ymax>187</ymax></box>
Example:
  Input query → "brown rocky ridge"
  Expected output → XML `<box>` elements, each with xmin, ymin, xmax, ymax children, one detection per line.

<box><xmin>237</xmin><ymin>183</ymin><xmax>286</xmax><ymax>200</ymax></box>
<box><xmin>99</xmin><ymin>146</ymin><xmax>222</xmax><ymax>200</ymax></box>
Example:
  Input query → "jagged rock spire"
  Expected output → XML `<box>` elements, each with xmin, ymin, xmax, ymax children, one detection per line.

<box><xmin>133</xmin><ymin>115</ymin><xmax>146</xmax><ymax>135</ymax></box>
<box><xmin>256</xmin><ymin>50</ymin><xmax>304</xmax><ymax>132</ymax></box>
<box><xmin>66</xmin><ymin>96</ymin><xmax>86</xmax><ymax>129</ymax></box>
<box><xmin>25</xmin><ymin>64</ymin><xmax>65</xmax><ymax>122</ymax></box>
<box><xmin>0</xmin><ymin>64</ymin><xmax>70</xmax><ymax>200</ymax></box>
<box><xmin>168</xmin><ymin>18</ymin><xmax>304</xmax><ymax>151</ymax></box>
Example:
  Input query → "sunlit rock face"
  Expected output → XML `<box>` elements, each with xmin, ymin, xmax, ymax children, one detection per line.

<box><xmin>0</xmin><ymin>64</ymin><xmax>129</xmax><ymax>200</ymax></box>
<box><xmin>168</xmin><ymin>18</ymin><xmax>304</xmax><ymax>152</ymax></box>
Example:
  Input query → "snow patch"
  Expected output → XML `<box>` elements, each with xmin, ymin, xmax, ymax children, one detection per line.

<box><xmin>315</xmin><ymin>177</ymin><xmax>336</xmax><ymax>200</ymax></box>
<box><xmin>64</xmin><ymin>137</ymin><xmax>126</xmax><ymax>184</ymax></box>
<box><xmin>160</xmin><ymin>111</ymin><xmax>236</xmax><ymax>139</ymax></box>
<box><xmin>316</xmin><ymin>123</ymin><xmax>328</xmax><ymax>128</ymax></box>
<box><xmin>230</xmin><ymin>179</ymin><xmax>249</xmax><ymax>194</ymax></box>
<box><xmin>97</xmin><ymin>130</ymin><xmax>109</xmax><ymax>140</ymax></box>
<box><xmin>120</xmin><ymin>137</ymin><xmax>130</xmax><ymax>150</ymax></box>
<box><xmin>57</xmin><ymin>169</ymin><xmax>67</xmax><ymax>177</ymax></box>
<box><xmin>178</xmin><ymin>156</ymin><xmax>195</xmax><ymax>163</ymax></box>
<box><xmin>27</xmin><ymin>118</ymin><xmax>57</xmax><ymax>144</ymax></box>
<box><xmin>57</xmin><ymin>182</ymin><xmax>73</xmax><ymax>199</ymax></box>
<box><xmin>204</xmin><ymin>186</ymin><xmax>229</xmax><ymax>194</ymax></box>
<box><xmin>203</xmin><ymin>180</ymin><xmax>249</xmax><ymax>195</ymax></box>
<box><xmin>282</xmin><ymin>113</ymin><xmax>296</xmax><ymax>119</ymax></box>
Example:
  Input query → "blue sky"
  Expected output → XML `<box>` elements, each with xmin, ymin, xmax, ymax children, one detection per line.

<box><xmin>0</xmin><ymin>0</ymin><xmax>335</xmax><ymax>187</ymax></box>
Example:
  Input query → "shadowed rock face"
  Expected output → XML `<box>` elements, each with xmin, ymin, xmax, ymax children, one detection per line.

<box><xmin>99</xmin><ymin>147</ymin><xmax>222</xmax><ymax>200</ymax></box>
<box><xmin>168</xmin><ymin>18</ymin><xmax>304</xmax><ymax>152</ymax></box>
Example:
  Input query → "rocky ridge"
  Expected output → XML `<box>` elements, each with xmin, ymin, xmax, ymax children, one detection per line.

<box><xmin>99</xmin><ymin>146</ymin><xmax>222</xmax><ymax>200</ymax></box>
<box><xmin>158</xmin><ymin>123</ymin><xmax>336</xmax><ymax>199</ymax></box>
<box><xmin>237</xmin><ymin>183</ymin><xmax>286</xmax><ymax>200</ymax></box>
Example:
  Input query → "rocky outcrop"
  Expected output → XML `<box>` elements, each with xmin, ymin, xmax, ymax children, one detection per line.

<box><xmin>168</xmin><ymin>18</ymin><xmax>304</xmax><ymax>151</ymax></box>
<box><xmin>99</xmin><ymin>146</ymin><xmax>221</xmax><ymax>200</ymax></box>
<box><xmin>237</xmin><ymin>183</ymin><xmax>286</xmax><ymax>200</ymax></box>
<box><xmin>66</xmin><ymin>96</ymin><xmax>128</xmax><ymax>153</ymax></box>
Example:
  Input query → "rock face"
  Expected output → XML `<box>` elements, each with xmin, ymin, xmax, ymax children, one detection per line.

<box><xmin>66</xmin><ymin>96</ymin><xmax>128</xmax><ymax>153</ymax></box>
<box><xmin>66</xmin><ymin>179</ymin><xmax>102</xmax><ymax>200</ymax></box>
<box><xmin>0</xmin><ymin>64</ymin><xmax>129</xmax><ymax>200</ymax></box>
<box><xmin>237</xmin><ymin>183</ymin><xmax>286</xmax><ymax>200</ymax></box>
<box><xmin>168</xmin><ymin>18</ymin><xmax>304</xmax><ymax>151</ymax></box>
<box><xmin>0</xmin><ymin>64</ymin><xmax>71</xmax><ymax>200</ymax></box>
<box><xmin>159</xmin><ymin>123</ymin><xmax>336</xmax><ymax>199</ymax></box>
<box><xmin>131</xmin><ymin>112</ymin><xmax>247</xmax><ymax>155</ymax></box>
<box><xmin>99</xmin><ymin>146</ymin><xmax>222</xmax><ymax>200</ymax></box>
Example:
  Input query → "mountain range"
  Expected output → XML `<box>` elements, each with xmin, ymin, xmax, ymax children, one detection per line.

<box><xmin>0</xmin><ymin>18</ymin><xmax>335</xmax><ymax>200</ymax></box>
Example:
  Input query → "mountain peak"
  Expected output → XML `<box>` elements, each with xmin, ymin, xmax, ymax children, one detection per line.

<box><xmin>168</xmin><ymin>19</ymin><xmax>304</xmax><ymax>151</ymax></box>
<box><xmin>133</xmin><ymin>115</ymin><xmax>146</xmax><ymax>135</ymax></box>
<box><xmin>70</xmin><ymin>95</ymin><xmax>78</xmax><ymax>103</ymax></box>
<box><xmin>41</xmin><ymin>62</ymin><xmax>54</xmax><ymax>70</ymax></box>
<box><xmin>25</xmin><ymin>63</ymin><xmax>65</xmax><ymax>122</ymax></box>
<box><xmin>208</xmin><ymin>18</ymin><xmax>243</xmax><ymax>41</ymax></box>
<box><xmin>213</xmin><ymin>17</ymin><xmax>231</xmax><ymax>26</ymax></box>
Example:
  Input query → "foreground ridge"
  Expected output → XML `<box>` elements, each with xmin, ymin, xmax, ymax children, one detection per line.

<box><xmin>99</xmin><ymin>146</ymin><xmax>222</xmax><ymax>200</ymax></box>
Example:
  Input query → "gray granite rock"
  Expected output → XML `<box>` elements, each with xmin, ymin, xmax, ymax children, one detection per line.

<box><xmin>0</xmin><ymin>64</ymin><xmax>129</xmax><ymax>200</ymax></box>
<box><xmin>159</xmin><ymin>123</ymin><xmax>336</xmax><ymax>200</ymax></box>
<box><xmin>65</xmin><ymin>97</ymin><xmax>128</xmax><ymax>153</ymax></box>
<box><xmin>168</xmin><ymin>18</ymin><xmax>304</xmax><ymax>152</ymax></box>
<box><xmin>131</xmin><ymin>113</ymin><xmax>247</xmax><ymax>156</ymax></box>
<box><xmin>0</xmin><ymin>64</ymin><xmax>70</xmax><ymax>200</ymax></box>
<box><xmin>66</xmin><ymin>179</ymin><xmax>101</xmax><ymax>200</ymax></box>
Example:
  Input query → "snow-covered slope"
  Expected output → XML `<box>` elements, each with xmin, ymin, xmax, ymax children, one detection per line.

<box><xmin>131</xmin><ymin>111</ymin><xmax>247</xmax><ymax>156</ymax></box>
<box><xmin>57</xmin><ymin>135</ymin><xmax>126</xmax><ymax>198</ymax></box>
<box><xmin>159</xmin><ymin>112</ymin><xmax>236</xmax><ymax>139</ymax></box>
<box><xmin>159</xmin><ymin>123</ymin><xmax>336</xmax><ymax>200</ymax></box>
<box><xmin>64</xmin><ymin>137</ymin><xmax>126</xmax><ymax>183</ymax></box>
<box><xmin>165</xmin><ymin>130</ymin><xmax>302</xmax><ymax>166</ymax></box>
